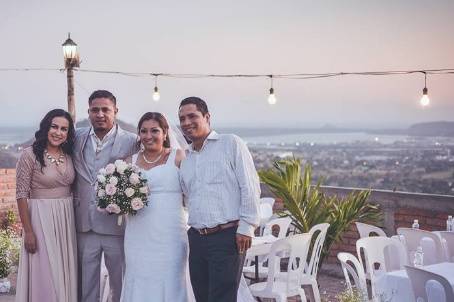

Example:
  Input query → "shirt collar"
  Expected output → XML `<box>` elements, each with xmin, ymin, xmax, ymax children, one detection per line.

<box><xmin>89</xmin><ymin>124</ymin><xmax>117</xmax><ymax>142</ymax></box>
<box><xmin>188</xmin><ymin>130</ymin><xmax>219</xmax><ymax>152</ymax></box>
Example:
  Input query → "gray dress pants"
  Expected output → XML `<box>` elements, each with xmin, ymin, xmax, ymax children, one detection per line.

<box><xmin>77</xmin><ymin>231</ymin><xmax>124</xmax><ymax>302</ymax></box>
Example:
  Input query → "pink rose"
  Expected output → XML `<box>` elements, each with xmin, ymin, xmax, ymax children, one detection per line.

<box><xmin>106</xmin><ymin>203</ymin><xmax>121</xmax><ymax>214</ymax></box>
<box><xmin>129</xmin><ymin>173</ymin><xmax>140</xmax><ymax>185</ymax></box>
<box><xmin>131</xmin><ymin>198</ymin><xmax>144</xmax><ymax>211</ymax></box>
<box><xmin>105</xmin><ymin>163</ymin><xmax>116</xmax><ymax>175</ymax></box>
<box><xmin>105</xmin><ymin>183</ymin><xmax>117</xmax><ymax>196</ymax></box>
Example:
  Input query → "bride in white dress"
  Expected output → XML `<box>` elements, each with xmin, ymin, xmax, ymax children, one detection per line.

<box><xmin>120</xmin><ymin>112</ymin><xmax>254</xmax><ymax>302</ymax></box>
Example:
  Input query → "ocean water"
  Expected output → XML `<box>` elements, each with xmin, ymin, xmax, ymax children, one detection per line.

<box><xmin>241</xmin><ymin>132</ymin><xmax>409</xmax><ymax>145</ymax></box>
<box><xmin>0</xmin><ymin>127</ymin><xmax>35</xmax><ymax>144</ymax></box>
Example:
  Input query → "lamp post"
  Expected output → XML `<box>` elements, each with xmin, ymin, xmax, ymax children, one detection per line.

<box><xmin>62</xmin><ymin>33</ymin><xmax>80</xmax><ymax>122</ymax></box>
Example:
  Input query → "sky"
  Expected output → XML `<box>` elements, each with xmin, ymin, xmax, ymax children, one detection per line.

<box><xmin>0</xmin><ymin>0</ymin><xmax>453</xmax><ymax>128</ymax></box>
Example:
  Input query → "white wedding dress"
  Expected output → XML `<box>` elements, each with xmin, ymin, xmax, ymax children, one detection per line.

<box><xmin>121</xmin><ymin>150</ymin><xmax>255</xmax><ymax>302</ymax></box>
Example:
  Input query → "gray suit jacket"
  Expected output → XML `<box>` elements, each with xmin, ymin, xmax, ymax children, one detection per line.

<box><xmin>73</xmin><ymin>125</ymin><xmax>138</xmax><ymax>236</ymax></box>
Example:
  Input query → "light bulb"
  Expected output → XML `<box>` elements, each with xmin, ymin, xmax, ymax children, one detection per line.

<box><xmin>268</xmin><ymin>87</ymin><xmax>277</xmax><ymax>105</ymax></box>
<box><xmin>153</xmin><ymin>86</ymin><xmax>160</xmax><ymax>102</ymax></box>
<box><xmin>420</xmin><ymin>87</ymin><xmax>429</xmax><ymax>107</ymax></box>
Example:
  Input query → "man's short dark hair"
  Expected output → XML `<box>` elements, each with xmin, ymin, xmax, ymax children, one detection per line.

<box><xmin>88</xmin><ymin>90</ymin><xmax>117</xmax><ymax>106</ymax></box>
<box><xmin>179</xmin><ymin>97</ymin><xmax>209</xmax><ymax>115</ymax></box>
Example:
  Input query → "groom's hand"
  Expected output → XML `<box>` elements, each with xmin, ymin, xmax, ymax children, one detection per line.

<box><xmin>236</xmin><ymin>234</ymin><xmax>252</xmax><ymax>254</ymax></box>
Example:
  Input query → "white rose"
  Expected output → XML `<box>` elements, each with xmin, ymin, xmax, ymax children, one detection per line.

<box><xmin>98</xmin><ymin>168</ymin><xmax>107</xmax><ymax>176</ymax></box>
<box><xmin>115</xmin><ymin>159</ymin><xmax>125</xmax><ymax>168</ymax></box>
<box><xmin>109</xmin><ymin>176</ymin><xmax>118</xmax><ymax>185</ymax></box>
<box><xmin>106</xmin><ymin>203</ymin><xmax>121</xmax><ymax>214</ymax></box>
<box><xmin>97</xmin><ymin>189</ymin><xmax>106</xmax><ymax>198</ymax></box>
<box><xmin>132</xmin><ymin>165</ymin><xmax>140</xmax><ymax>173</ymax></box>
<box><xmin>105</xmin><ymin>183</ymin><xmax>117</xmax><ymax>196</ymax></box>
<box><xmin>131</xmin><ymin>198</ymin><xmax>144</xmax><ymax>211</ymax></box>
<box><xmin>117</xmin><ymin>163</ymin><xmax>127</xmax><ymax>175</ymax></box>
<box><xmin>125</xmin><ymin>187</ymin><xmax>135</xmax><ymax>198</ymax></box>
<box><xmin>139</xmin><ymin>186</ymin><xmax>148</xmax><ymax>194</ymax></box>
<box><xmin>129</xmin><ymin>173</ymin><xmax>140</xmax><ymax>185</ymax></box>
<box><xmin>105</xmin><ymin>163</ymin><xmax>116</xmax><ymax>175</ymax></box>
<box><xmin>97</xmin><ymin>174</ymin><xmax>106</xmax><ymax>184</ymax></box>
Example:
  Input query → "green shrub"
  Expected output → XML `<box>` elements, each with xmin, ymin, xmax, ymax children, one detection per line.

<box><xmin>0</xmin><ymin>230</ymin><xmax>20</xmax><ymax>278</ymax></box>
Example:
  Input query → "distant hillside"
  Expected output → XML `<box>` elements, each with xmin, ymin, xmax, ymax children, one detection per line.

<box><xmin>15</xmin><ymin>119</ymin><xmax>136</xmax><ymax>148</ymax></box>
<box><xmin>367</xmin><ymin>121</ymin><xmax>454</xmax><ymax>137</ymax></box>
<box><xmin>407</xmin><ymin>121</ymin><xmax>454</xmax><ymax>137</ymax></box>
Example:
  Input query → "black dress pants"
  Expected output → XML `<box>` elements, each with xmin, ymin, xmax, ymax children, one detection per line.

<box><xmin>188</xmin><ymin>226</ymin><xmax>246</xmax><ymax>302</ymax></box>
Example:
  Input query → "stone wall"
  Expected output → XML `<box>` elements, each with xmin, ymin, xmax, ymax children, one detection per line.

<box><xmin>0</xmin><ymin>169</ymin><xmax>16</xmax><ymax>212</ymax></box>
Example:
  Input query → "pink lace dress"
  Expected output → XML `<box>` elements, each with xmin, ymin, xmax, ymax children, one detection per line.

<box><xmin>15</xmin><ymin>147</ymin><xmax>77</xmax><ymax>302</ymax></box>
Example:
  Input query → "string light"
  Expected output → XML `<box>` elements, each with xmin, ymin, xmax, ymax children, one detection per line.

<box><xmin>2</xmin><ymin>67</ymin><xmax>454</xmax><ymax>107</ymax></box>
<box><xmin>420</xmin><ymin>72</ymin><xmax>430</xmax><ymax>107</ymax></box>
<box><xmin>152</xmin><ymin>74</ymin><xmax>160</xmax><ymax>102</ymax></box>
<box><xmin>267</xmin><ymin>75</ymin><xmax>277</xmax><ymax>105</ymax></box>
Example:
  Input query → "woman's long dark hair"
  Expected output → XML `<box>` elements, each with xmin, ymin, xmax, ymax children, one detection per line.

<box><xmin>136</xmin><ymin>112</ymin><xmax>171</xmax><ymax>150</ymax></box>
<box><xmin>32</xmin><ymin>109</ymin><xmax>75</xmax><ymax>168</ymax></box>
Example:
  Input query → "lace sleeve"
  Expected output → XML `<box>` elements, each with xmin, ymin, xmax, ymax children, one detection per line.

<box><xmin>16</xmin><ymin>148</ymin><xmax>35</xmax><ymax>200</ymax></box>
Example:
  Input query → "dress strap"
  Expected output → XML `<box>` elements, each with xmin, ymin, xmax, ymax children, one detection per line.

<box><xmin>167</xmin><ymin>149</ymin><xmax>177</xmax><ymax>166</ymax></box>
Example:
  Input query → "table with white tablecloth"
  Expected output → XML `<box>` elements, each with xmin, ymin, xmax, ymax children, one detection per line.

<box><xmin>391</xmin><ymin>233</ymin><xmax>449</xmax><ymax>265</ymax></box>
<box><xmin>375</xmin><ymin>262</ymin><xmax>454</xmax><ymax>302</ymax></box>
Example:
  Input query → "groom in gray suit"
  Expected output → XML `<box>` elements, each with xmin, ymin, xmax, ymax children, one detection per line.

<box><xmin>73</xmin><ymin>90</ymin><xmax>137</xmax><ymax>302</ymax></box>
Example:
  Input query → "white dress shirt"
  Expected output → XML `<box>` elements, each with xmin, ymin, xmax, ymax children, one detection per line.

<box><xmin>89</xmin><ymin>124</ymin><xmax>117</xmax><ymax>154</ymax></box>
<box><xmin>179</xmin><ymin>131</ymin><xmax>260</xmax><ymax>237</ymax></box>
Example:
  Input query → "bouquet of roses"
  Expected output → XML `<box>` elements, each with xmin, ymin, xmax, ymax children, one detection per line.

<box><xmin>95</xmin><ymin>159</ymin><xmax>149</xmax><ymax>225</ymax></box>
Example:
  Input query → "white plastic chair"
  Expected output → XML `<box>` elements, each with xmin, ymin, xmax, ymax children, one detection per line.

<box><xmin>397</xmin><ymin>228</ymin><xmax>447</xmax><ymax>265</ymax></box>
<box><xmin>260</xmin><ymin>197</ymin><xmax>275</xmax><ymax>209</ymax></box>
<box><xmin>355</xmin><ymin>222</ymin><xmax>387</xmax><ymax>238</ymax></box>
<box><xmin>263</xmin><ymin>216</ymin><xmax>293</xmax><ymax>238</ymax></box>
<box><xmin>258</xmin><ymin>203</ymin><xmax>273</xmax><ymax>234</ymax></box>
<box><xmin>356</xmin><ymin>236</ymin><xmax>408</xmax><ymax>300</ymax></box>
<box><xmin>405</xmin><ymin>265</ymin><xmax>454</xmax><ymax>302</ymax></box>
<box><xmin>243</xmin><ymin>217</ymin><xmax>292</xmax><ymax>279</ymax></box>
<box><xmin>299</xmin><ymin>223</ymin><xmax>330</xmax><ymax>302</ymax></box>
<box><xmin>337</xmin><ymin>252</ymin><xmax>369</xmax><ymax>301</ymax></box>
<box><xmin>249</xmin><ymin>234</ymin><xmax>312</xmax><ymax>302</ymax></box>
<box><xmin>437</xmin><ymin>231</ymin><xmax>454</xmax><ymax>262</ymax></box>
<box><xmin>355</xmin><ymin>222</ymin><xmax>387</xmax><ymax>281</ymax></box>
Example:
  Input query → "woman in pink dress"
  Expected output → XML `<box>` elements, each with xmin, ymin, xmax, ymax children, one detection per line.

<box><xmin>15</xmin><ymin>109</ymin><xmax>77</xmax><ymax>302</ymax></box>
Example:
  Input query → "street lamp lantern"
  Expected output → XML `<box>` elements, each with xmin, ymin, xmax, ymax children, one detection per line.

<box><xmin>62</xmin><ymin>33</ymin><xmax>80</xmax><ymax>68</ymax></box>
<box><xmin>62</xmin><ymin>33</ymin><xmax>80</xmax><ymax>123</ymax></box>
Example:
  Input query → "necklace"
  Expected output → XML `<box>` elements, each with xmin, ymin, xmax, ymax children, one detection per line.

<box><xmin>44</xmin><ymin>149</ymin><xmax>65</xmax><ymax>166</ymax></box>
<box><xmin>142</xmin><ymin>149</ymin><xmax>164</xmax><ymax>164</ymax></box>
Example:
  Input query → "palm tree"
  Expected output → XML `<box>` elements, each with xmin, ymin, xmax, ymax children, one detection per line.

<box><xmin>259</xmin><ymin>158</ymin><xmax>381</xmax><ymax>267</ymax></box>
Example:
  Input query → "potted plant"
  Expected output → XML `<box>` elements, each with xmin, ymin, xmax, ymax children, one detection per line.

<box><xmin>259</xmin><ymin>158</ymin><xmax>381</xmax><ymax>267</ymax></box>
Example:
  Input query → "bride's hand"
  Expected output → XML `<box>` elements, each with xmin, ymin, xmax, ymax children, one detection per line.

<box><xmin>24</xmin><ymin>230</ymin><xmax>37</xmax><ymax>254</ymax></box>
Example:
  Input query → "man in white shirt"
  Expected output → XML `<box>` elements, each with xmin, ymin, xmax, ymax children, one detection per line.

<box><xmin>179</xmin><ymin>97</ymin><xmax>260</xmax><ymax>302</ymax></box>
